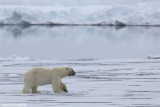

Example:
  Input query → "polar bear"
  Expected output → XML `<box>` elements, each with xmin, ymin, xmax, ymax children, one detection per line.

<box><xmin>22</xmin><ymin>66</ymin><xmax>76</xmax><ymax>93</ymax></box>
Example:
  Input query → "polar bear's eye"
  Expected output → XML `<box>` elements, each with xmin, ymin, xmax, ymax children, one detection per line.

<box><xmin>66</xmin><ymin>68</ymin><xmax>69</xmax><ymax>70</ymax></box>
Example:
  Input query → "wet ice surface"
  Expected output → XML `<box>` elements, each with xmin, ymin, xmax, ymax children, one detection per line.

<box><xmin>0</xmin><ymin>59</ymin><xmax>160</xmax><ymax>107</ymax></box>
<box><xmin>1</xmin><ymin>26</ymin><xmax>160</xmax><ymax>60</ymax></box>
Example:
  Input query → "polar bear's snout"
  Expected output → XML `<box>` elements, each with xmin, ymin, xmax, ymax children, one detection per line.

<box><xmin>69</xmin><ymin>69</ymin><xmax>76</xmax><ymax>76</ymax></box>
<box><xmin>72</xmin><ymin>70</ymin><xmax>76</xmax><ymax>76</ymax></box>
<box><xmin>67</xmin><ymin>67</ymin><xmax>76</xmax><ymax>76</ymax></box>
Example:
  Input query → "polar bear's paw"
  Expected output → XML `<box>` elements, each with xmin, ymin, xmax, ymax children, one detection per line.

<box><xmin>32</xmin><ymin>91</ymin><xmax>41</xmax><ymax>93</ymax></box>
<box><xmin>63</xmin><ymin>88</ymin><xmax>68</xmax><ymax>93</ymax></box>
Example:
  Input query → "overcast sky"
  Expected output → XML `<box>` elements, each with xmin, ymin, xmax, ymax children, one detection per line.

<box><xmin>0</xmin><ymin>0</ymin><xmax>159</xmax><ymax>6</ymax></box>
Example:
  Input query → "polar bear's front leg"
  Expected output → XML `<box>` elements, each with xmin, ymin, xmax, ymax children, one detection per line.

<box><xmin>52</xmin><ymin>77</ymin><xmax>63</xmax><ymax>93</ymax></box>
<box><xmin>60</xmin><ymin>82</ymin><xmax>68</xmax><ymax>93</ymax></box>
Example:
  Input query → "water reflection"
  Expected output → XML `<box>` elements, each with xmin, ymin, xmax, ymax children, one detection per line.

<box><xmin>0</xmin><ymin>25</ymin><xmax>160</xmax><ymax>60</ymax></box>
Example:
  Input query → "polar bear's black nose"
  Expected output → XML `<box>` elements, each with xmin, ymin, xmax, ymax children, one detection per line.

<box><xmin>72</xmin><ymin>71</ymin><xmax>76</xmax><ymax>76</ymax></box>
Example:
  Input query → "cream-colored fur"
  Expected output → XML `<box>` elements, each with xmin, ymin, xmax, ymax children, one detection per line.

<box><xmin>22</xmin><ymin>66</ymin><xmax>75</xmax><ymax>93</ymax></box>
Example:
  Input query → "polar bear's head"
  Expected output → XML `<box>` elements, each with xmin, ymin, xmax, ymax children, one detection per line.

<box><xmin>56</xmin><ymin>66</ymin><xmax>76</xmax><ymax>77</ymax></box>
<box><xmin>65</xmin><ymin>67</ymin><xmax>76</xmax><ymax>76</ymax></box>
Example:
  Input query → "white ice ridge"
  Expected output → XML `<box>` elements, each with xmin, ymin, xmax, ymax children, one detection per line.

<box><xmin>0</xmin><ymin>2</ymin><xmax>160</xmax><ymax>26</ymax></box>
<box><xmin>0</xmin><ymin>55</ymin><xmax>30</xmax><ymax>61</ymax></box>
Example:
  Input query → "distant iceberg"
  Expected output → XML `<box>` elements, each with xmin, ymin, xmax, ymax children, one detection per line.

<box><xmin>0</xmin><ymin>3</ymin><xmax>160</xmax><ymax>25</ymax></box>
<box><xmin>148</xmin><ymin>55</ymin><xmax>160</xmax><ymax>59</ymax></box>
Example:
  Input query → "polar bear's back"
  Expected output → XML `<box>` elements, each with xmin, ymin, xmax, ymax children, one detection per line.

<box><xmin>24</xmin><ymin>67</ymin><xmax>53</xmax><ymax>86</ymax></box>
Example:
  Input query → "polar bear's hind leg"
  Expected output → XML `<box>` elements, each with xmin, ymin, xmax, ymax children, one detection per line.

<box><xmin>32</xmin><ymin>86</ymin><xmax>41</xmax><ymax>93</ymax></box>
<box><xmin>22</xmin><ymin>84</ymin><xmax>31</xmax><ymax>93</ymax></box>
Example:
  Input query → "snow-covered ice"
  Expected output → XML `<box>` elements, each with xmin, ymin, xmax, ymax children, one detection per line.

<box><xmin>8</xmin><ymin>74</ymin><xmax>18</xmax><ymax>77</ymax></box>
<box><xmin>0</xmin><ymin>58</ymin><xmax>160</xmax><ymax>107</ymax></box>
<box><xmin>0</xmin><ymin>55</ymin><xmax>30</xmax><ymax>61</ymax></box>
<box><xmin>0</xmin><ymin>2</ymin><xmax>160</xmax><ymax>25</ymax></box>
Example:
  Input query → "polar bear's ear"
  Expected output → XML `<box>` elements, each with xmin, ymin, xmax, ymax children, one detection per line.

<box><xmin>64</xmin><ymin>65</ymin><xmax>69</xmax><ymax>70</ymax></box>
<box><xmin>66</xmin><ymin>67</ymin><xmax>69</xmax><ymax>70</ymax></box>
